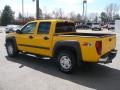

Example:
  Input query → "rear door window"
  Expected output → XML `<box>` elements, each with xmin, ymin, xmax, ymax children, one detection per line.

<box><xmin>38</xmin><ymin>22</ymin><xmax>51</xmax><ymax>34</ymax></box>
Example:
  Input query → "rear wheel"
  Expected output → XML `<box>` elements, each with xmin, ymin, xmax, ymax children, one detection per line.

<box><xmin>6</xmin><ymin>42</ymin><xmax>18</xmax><ymax>57</ymax></box>
<box><xmin>57</xmin><ymin>50</ymin><xmax>77</xmax><ymax>74</ymax></box>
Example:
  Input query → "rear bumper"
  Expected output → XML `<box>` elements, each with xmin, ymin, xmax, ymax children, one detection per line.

<box><xmin>99</xmin><ymin>49</ymin><xmax>117</xmax><ymax>64</ymax></box>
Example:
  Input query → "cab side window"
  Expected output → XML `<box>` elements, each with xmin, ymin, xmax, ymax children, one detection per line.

<box><xmin>38</xmin><ymin>22</ymin><xmax>51</xmax><ymax>34</ymax></box>
<box><xmin>21</xmin><ymin>22</ymin><xmax>36</xmax><ymax>34</ymax></box>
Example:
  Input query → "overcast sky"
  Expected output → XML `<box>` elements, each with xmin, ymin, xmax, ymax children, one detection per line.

<box><xmin>0</xmin><ymin>0</ymin><xmax>120</xmax><ymax>17</ymax></box>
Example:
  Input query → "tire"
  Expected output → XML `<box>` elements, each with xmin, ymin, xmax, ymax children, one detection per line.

<box><xmin>57</xmin><ymin>50</ymin><xmax>77</xmax><ymax>74</ymax></box>
<box><xmin>6</xmin><ymin>42</ymin><xmax>18</xmax><ymax>57</ymax></box>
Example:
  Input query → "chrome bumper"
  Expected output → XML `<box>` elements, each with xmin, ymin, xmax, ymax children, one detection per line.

<box><xmin>99</xmin><ymin>49</ymin><xmax>117</xmax><ymax>64</ymax></box>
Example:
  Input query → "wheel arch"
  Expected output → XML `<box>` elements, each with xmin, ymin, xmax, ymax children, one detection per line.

<box><xmin>53</xmin><ymin>41</ymin><xmax>83</xmax><ymax>66</ymax></box>
<box><xmin>5</xmin><ymin>36</ymin><xmax>18</xmax><ymax>51</ymax></box>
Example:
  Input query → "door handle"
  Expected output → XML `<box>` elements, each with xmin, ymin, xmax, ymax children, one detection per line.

<box><xmin>29</xmin><ymin>36</ymin><xmax>34</xmax><ymax>39</ymax></box>
<box><xmin>44</xmin><ymin>36</ymin><xmax>49</xmax><ymax>40</ymax></box>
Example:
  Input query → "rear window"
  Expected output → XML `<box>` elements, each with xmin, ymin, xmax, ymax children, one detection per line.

<box><xmin>55</xmin><ymin>22</ymin><xmax>75</xmax><ymax>33</ymax></box>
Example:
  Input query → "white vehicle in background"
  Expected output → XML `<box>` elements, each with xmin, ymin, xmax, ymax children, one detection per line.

<box><xmin>5</xmin><ymin>25</ymin><xmax>22</xmax><ymax>33</ymax></box>
<box><xmin>115</xmin><ymin>20</ymin><xmax>120</xmax><ymax>34</ymax></box>
<box><xmin>0</xmin><ymin>29</ymin><xmax>2</xmax><ymax>33</ymax></box>
<box><xmin>108</xmin><ymin>23</ymin><xmax>115</xmax><ymax>30</ymax></box>
<box><xmin>91</xmin><ymin>23</ymin><xmax>101</xmax><ymax>31</ymax></box>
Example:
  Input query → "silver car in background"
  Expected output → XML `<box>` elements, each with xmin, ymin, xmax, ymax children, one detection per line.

<box><xmin>91</xmin><ymin>23</ymin><xmax>101</xmax><ymax>31</ymax></box>
<box><xmin>108</xmin><ymin>23</ymin><xmax>115</xmax><ymax>30</ymax></box>
<box><xmin>5</xmin><ymin>25</ymin><xmax>22</xmax><ymax>33</ymax></box>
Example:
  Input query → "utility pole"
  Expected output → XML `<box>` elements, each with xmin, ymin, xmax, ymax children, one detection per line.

<box><xmin>82</xmin><ymin>0</ymin><xmax>87</xmax><ymax>22</ymax></box>
<box><xmin>33</xmin><ymin>0</ymin><xmax>40</xmax><ymax>19</ymax></box>
<box><xmin>36</xmin><ymin>0</ymin><xmax>40</xmax><ymax>19</ymax></box>
<box><xmin>22</xmin><ymin>0</ymin><xmax>24</xmax><ymax>20</ymax></box>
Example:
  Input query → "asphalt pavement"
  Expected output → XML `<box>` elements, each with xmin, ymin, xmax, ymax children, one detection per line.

<box><xmin>0</xmin><ymin>27</ymin><xmax>120</xmax><ymax>90</ymax></box>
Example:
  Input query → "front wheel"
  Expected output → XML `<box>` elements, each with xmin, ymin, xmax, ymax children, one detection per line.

<box><xmin>6</xmin><ymin>42</ymin><xmax>18</xmax><ymax>57</ymax></box>
<box><xmin>57</xmin><ymin>50</ymin><xmax>77</xmax><ymax>74</ymax></box>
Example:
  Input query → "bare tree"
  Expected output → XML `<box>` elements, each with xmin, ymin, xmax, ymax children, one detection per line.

<box><xmin>44</xmin><ymin>14</ymin><xmax>52</xmax><ymax>19</ymax></box>
<box><xmin>39</xmin><ymin>8</ymin><xmax>43</xmax><ymax>19</ymax></box>
<box><xmin>88</xmin><ymin>13</ymin><xmax>98</xmax><ymax>22</ymax></box>
<box><xmin>18</xmin><ymin>13</ymin><xmax>23</xmax><ymax>20</ymax></box>
<box><xmin>58</xmin><ymin>8</ymin><xmax>64</xmax><ymax>19</ymax></box>
<box><xmin>105</xmin><ymin>3</ymin><xmax>119</xmax><ymax>21</ymax></box>
<box><xmin>94</xmin><ymin>15</ymin><xmax>98</xmax><ymax>22</ymax></box>
<box><xmin>69</xmin><ymin>12</ymin><xmax>77</xmax><ymax>21</ymax></box>
<box><xmin>52</xmin><ymin>8</ymin><xmax>64</xmax><ymax>19</ymax></box>
<box><xmin>76</xmin><ymin>13</ymin><xmax>82</xmax><ymax>21</ymax></box>
<box><xmin>42</xmin><ymin>7</ymin><xmax>52</xmax><ymax>19</ymax></box>
<box><xmin>52</xmin><ymin>10</ymin><xmax>59</xmax><ymax>19</ymax></box>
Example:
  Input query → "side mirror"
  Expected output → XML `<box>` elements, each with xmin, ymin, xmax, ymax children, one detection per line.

<box><xmin>16</xmin><ymin>30</ymin><xmax>22</xmax><ymax>34</ymax></box>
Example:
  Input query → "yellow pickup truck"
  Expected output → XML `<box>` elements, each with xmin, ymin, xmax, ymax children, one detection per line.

<box><xmin>5</xmin><ymin>19</ymin><xmax>117</xmax><ymax>73</ymax></box>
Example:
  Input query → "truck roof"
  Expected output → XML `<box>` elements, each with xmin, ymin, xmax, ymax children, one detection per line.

<box><xmin>30</xmin><ymin>19</ymin><xmax>74</xmax><ymax>23</ymax></box>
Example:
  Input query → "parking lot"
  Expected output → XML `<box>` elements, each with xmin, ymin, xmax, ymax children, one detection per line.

<box><xmin>0</xmin><ymin>27</ymin><xmax>120</xmax><ymax>90</ymax></box>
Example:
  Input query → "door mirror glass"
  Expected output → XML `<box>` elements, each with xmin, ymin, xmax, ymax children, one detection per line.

<box><xmin>16</xmin><ymin>30</ymin><xmax>22</xmax><ymax>34</ymax></box>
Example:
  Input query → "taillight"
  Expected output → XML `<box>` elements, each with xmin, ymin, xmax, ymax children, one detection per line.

<box><xmin>95</xmin><ymin>41</ymin><xmax>102</xmax><ymax>55</ymax></box>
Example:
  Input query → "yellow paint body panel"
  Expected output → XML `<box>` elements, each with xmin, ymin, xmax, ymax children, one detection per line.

<box><xmin>7</xmin><ymin>19</ymin><xmax>116</xmax><ymax>63</ymax></box>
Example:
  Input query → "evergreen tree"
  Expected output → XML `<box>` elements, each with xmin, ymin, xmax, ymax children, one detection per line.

<box><xmin>100</xmin><ymin>12</ymin><xmax>108</xmax><ymax>23</ymax></box>
<box><xmin>1</xmin><ymin>5</ymin><xmax>14</xmax><ymax>26</ymax></box>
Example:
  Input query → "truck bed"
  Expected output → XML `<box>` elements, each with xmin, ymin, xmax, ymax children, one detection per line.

<box><xmin>56</xmin><ymin>32</ymin><xmax>116</xmax><ymax>57</ymax></box>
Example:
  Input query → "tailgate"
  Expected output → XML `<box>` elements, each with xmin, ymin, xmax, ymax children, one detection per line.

<box><xmin>101</xmin><ymin>34</ymin><xmax>116</xmax><ymax>56</ymax></box>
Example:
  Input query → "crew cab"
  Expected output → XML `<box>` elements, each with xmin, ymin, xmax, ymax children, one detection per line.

<box><xmin>5</xmin><ymin>20</ymin><xmax>117</xmax><ymax>73</ymax></box>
